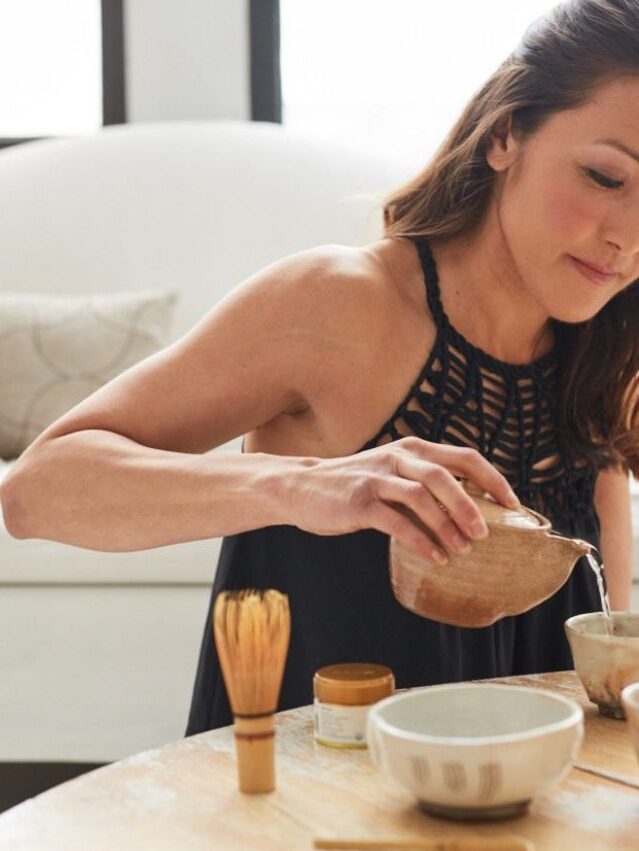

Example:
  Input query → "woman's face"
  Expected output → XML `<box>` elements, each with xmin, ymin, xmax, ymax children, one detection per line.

<box><xmin>488</xmin><ymin>75</ymin><xmax>639</xmax><ymax>323</ymax></box>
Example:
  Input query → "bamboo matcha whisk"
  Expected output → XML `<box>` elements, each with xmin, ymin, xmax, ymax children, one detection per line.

<box><xmin>213</xmin><ymin>588</ymin><xmax>291</xmax><ymax>793</ymax></box>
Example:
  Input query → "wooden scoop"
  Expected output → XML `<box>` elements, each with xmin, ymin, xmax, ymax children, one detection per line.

<box><xmin>313</xmin><ymin>836</ymin><xmax>534</xmax><ymax>850</ymax></box>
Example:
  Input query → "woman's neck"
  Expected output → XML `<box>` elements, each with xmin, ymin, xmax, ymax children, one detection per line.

<box><xmin>431</xmin><ymin>219</ymin><xmax>554</xmax><ymax>365</ymax></box>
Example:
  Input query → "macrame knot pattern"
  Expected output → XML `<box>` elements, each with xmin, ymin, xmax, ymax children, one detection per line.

<box><xmin>360</xmin><ymin>236</ymin><xmax>598</xmax><ymax>534</ymax></box>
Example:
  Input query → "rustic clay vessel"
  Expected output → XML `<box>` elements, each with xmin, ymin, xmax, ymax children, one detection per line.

<box><xmin>566</xmin><ymin>612</ymin><xmax>639</xmax><ymax>719</ymax></box>
<box><xmin>389</xmin><ymin>478</ymin><xmax>594</xmax><ymax>628</ymax></box>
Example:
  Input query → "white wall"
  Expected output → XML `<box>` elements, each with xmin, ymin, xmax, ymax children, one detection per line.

<box><xmin>123</xmin><ymin>0</ymin><xmax>250</xmax><ymax>122</ymax></box>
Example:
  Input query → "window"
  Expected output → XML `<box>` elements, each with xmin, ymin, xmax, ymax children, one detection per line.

<box><xmin>280</xmin><ymin>0</ymin><xmax>559</xmax><ymax>168</ymax></box>
<box><xmin>0</xmin><ymin>0</ymin><xmax>125</xmax><ymax>148</ymax></box>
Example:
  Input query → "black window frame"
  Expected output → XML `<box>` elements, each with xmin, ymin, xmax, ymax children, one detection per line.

<box><xmin>0</xmin><ymin>0</ymin><xmax>126</xmax><ymax>150</ymax></box>
<box><xmin>250</xmin><ymin>0</ymin><xmax>281</xmax><ymax>123</ymax></box>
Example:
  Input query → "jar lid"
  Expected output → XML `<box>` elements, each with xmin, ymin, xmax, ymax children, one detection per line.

<box><xmin>313</xmin><ymin>663</ymin><xmax>395</xmax><ymax>706</ymax></box>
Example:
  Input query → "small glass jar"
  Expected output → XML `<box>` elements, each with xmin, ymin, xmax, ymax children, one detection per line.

<box><xmin>313</xmin><ymin>662</ymin><xmax>395</xmax><ymax>748</ymax></box>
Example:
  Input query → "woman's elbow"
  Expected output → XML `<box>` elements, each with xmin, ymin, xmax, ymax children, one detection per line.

<box><xmin>0</xmin><ymin>470</ymin><xmax>30</xmax><ymax>539</ymax></box>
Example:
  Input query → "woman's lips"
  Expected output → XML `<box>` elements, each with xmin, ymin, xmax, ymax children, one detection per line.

<box><xmin>568</xmin><ymin>255</ymin><xmax>618</xmax><ymax>286</ymax></box>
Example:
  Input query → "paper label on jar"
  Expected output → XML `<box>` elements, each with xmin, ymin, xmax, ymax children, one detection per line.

<box><xmin>313</xmin><ymin>698</ymin><xmax>370</xmax><ymax>746</ymax></box>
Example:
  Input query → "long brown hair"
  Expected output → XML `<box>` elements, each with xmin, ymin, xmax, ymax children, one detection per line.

<box><xmin>382</xmin><ymin>0</ymin><xmax>639</xmax><ymax>477</ymax></box>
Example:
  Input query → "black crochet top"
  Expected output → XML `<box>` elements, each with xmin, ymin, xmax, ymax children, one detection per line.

<box><xmin>185</xmin><ymin>236</ymin><xmax>601</xmax><ymax>735</ymax></box>
<box><xmin>359</xmin><ymin>236</ymin><xmax>598</xmax><ymax>530</ymax></box>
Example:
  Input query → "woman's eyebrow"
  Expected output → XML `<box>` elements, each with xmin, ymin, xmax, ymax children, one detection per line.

<box><xmin>595</xmin><ymin>137</ymin><xmax>639</xmax><ymax>165</ymax></box>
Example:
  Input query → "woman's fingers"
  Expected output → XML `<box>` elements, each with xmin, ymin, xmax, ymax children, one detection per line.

<box><xmin>394</xmin><ymin>453</ymin><xmax>489</xmax><ymax>542</ymax></box>
<box><xmin>289</xmin><ymin>437</ymin><xmax>519</xmax><ymax>547</ymax></box>
<box><xmin>400</xmin><ymin>438</ymin><xmax>520</xmax><ymax>510</ymax></box>
<box><xmin>367</xmin><ymin>500</ymin><xmax>449</xmax><ymax>566</ymax></box>
<box><xmin>376</xmin><ymin>475</ymin><xmax>473</xmax><ymax>557</ymax></box>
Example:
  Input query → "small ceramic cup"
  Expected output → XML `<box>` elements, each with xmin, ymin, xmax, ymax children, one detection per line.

<box><xmin>366</xmin><ymin>683</ymin><xmax>583</xmax><ymax>821</ymax></box>
<box><xmin>565</xmin><ymin>612</ymin><xmax>639</xmax><ymax>719</ymax></box>
<box><xmin>621</xmin><ymin>682</ymin><xmax>639</xmax><ymax>762</ymax></box>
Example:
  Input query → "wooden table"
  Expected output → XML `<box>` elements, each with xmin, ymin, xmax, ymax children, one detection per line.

<box><xmin>1</xmin><ymin>671</ymin><xmax>639</xmax><ymax>850</ymax></box>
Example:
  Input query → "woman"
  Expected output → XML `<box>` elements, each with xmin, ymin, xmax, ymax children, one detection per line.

<box><xmin>2</xmin><ymin>0</ymin><xmax>638</xmax><ymax>734</ymax></box>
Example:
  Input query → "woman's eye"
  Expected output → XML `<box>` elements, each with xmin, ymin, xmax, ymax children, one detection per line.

<box><xmin>583</xmin><ymin>167</ymin><xmax>624</xmax><ymax>190</ymax></box>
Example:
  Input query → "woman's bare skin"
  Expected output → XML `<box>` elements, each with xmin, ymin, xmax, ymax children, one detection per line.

<box><xmin>0</xmin><ymin>236</ymin><xmax>513</xmax><ymax>559</ymax></box>
<box><xmin>242</xmin><ymin>236</ymin><xmax>436</xmax><ymax>459</ymax></box>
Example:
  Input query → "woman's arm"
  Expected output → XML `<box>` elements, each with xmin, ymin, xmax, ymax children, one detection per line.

<box><xmin>0</xmin><ymin>246</ymin><xmax>347</xmax><ymax>550</ymax></box>
<box><xmin>1</xmin><ymin>243</ymin><xmax>513</xmax><ymax>557</ymax></box>
<box><xmin>593</xmin><ymin>465</ymin><xmax>634</xmax><ymax>610</ymax></box>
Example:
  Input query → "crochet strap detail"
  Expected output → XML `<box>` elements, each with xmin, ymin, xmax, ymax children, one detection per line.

<box><xmin>414</xmin><ymin>236</ymin><xmax>560</xmax><ymax>378</ymax></box>
<box><xmin>359</xmin><ymin>236</ymin><xmax>593</xmax><ymax>525</ymax></box>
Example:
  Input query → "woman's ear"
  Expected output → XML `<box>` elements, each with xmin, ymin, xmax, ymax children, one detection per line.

<box><xmin>486</xmin><ymin>113</ymin><xmax>521</xmax><ymax>173</ymax></box>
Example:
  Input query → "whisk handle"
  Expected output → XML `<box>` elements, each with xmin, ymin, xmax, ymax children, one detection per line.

<box><xmin>234</xmin><ymin>714</ymin><xmax>276</xmax><ymax>793</ymax></box>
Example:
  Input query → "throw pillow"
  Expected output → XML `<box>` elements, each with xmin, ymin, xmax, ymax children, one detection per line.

<box><xmin>0</xmin><ymin>290</ymin><xmax>178</xmax><ymax>459</ymax></box>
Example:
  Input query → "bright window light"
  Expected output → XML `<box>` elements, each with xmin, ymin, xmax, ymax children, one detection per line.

<box><xmin>281</xmin><ymin>0</ymin><xmax>559</xmax><ymax>168</ymax></box>
<box><xmin>0</xmin><ymin>0</ymin><xmax>102</xmax><ymax>137</ymax></box>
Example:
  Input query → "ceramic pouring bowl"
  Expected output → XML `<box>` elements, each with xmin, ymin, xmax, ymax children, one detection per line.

<box><xmin>621</xmin><ymin>682</ymin><xmax>639</xmax><ymax>762</ymax></box>
<box><xmin>389</xmin><ymin>478</ymin><xmax>593</xmax><ymax>628</ymax></box>
<box><xmin>366</xmin><ymin>683</ymin><xmax>583</xmax><ymax>821</ymax></box>
<box><xmin>565</xmin><ymin>612</ymin><xmax>639</xmax><ymax>719</ymax></box>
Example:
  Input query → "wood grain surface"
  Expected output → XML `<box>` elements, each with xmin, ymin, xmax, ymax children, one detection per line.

<box><xmin>1</xmin><ymin>672</ymin><xmax>639</xmax><ymax>850</ymax></box>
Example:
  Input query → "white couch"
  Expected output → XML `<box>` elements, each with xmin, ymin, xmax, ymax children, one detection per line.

<box><xmin>0</xmin><ymin>120</ymin><xmax>411</xmax><ymax>761</ymax></box>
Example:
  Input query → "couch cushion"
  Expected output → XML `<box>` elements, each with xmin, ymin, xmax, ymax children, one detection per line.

<box><xmin>0</xmin><ymin>289</ymin><xmax>177</xmax><ymax>460</ymax></box>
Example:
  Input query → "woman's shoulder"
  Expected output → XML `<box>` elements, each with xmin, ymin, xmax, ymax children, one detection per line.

<box><xmin>265</xmin><ymin>236</ymin><xmax>437</xmax><ymax>384</ymax></box>
<box><xmin>316</xmin><ymin>235</ymin><xmax>425</xmax><ymax>295</ymax></box>
<box><xmin>242</xmin><ymin>237</ymin><xmax>438</xmax><ymax>457</ymax></box>
<box><xmin>287</xmin><ymin>236</ymin><xmax>430</xmax><ymax>331</ymax></box>
<box><xmin>206</xmin><ymin>239</ymin><xmax>418</xmax><ymax>370</ymax></box>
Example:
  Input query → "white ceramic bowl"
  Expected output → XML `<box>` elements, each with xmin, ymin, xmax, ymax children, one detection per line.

<box><xmin>565</xmin><ymin>612</ymin><xmax>639</xmax><ymax>719</ymax></box>
<box><xmin>366</xmin><ymin>683</ymin><xmax>583</xmax><ymax>821</ymax></box>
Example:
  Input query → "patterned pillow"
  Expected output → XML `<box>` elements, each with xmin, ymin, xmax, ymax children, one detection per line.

<box><xmin>0</xmin><ymin>290</ymin><xmax>178</xmax><ymax>459</ymax></box>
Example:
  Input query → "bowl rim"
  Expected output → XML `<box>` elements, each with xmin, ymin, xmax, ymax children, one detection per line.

<box><xmin>368</xmin><ymin>683</ymin><xmax>583</xmax><ymax>747</ymax></box>
<box><xmin>459</xmin><ymin>480</ymin><xmax>550</xmax><ymax>531</ymax></box>
<box><xmin>565</xmin><ymin>611</ymin><xmax>639</xmax><ymax>642</ymax></box>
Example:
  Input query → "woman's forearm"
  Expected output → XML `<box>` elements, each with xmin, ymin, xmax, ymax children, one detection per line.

<box><xmin>607</xmin><ymin>565</ymin><xmax>633</xmax><ymax>611</ymax></box>
<box><xmin>603</xmin><ymin>544</ymin><xmax>633</xmax><ymax>611</ymax></box>
<box><xmin>0</xmin><ymin>430</ymin><xmax>314</xmax><ymax>552</ymax></box>
<box><xmin>594</xmin><ymin>466</ymin><xmax>634</xmax><ymax>611</ymax></box>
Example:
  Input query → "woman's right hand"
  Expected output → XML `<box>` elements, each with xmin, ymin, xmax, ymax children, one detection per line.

<box><xmin>290</xmin><ymin>436</ymin><xmax>521</xmax><ymax>565</ymax></box>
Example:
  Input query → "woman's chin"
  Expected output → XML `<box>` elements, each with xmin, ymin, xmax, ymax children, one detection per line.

<box><xmin>549</xmin><ymin>302</ymin><xmax>603</xmax><ymax>324</ymax></box>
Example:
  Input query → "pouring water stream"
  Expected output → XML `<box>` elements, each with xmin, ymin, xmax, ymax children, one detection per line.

<box><xmin>585</xmin><ymin>549</ymin><xmax>613</xmax><ymax>635</ymax></box>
